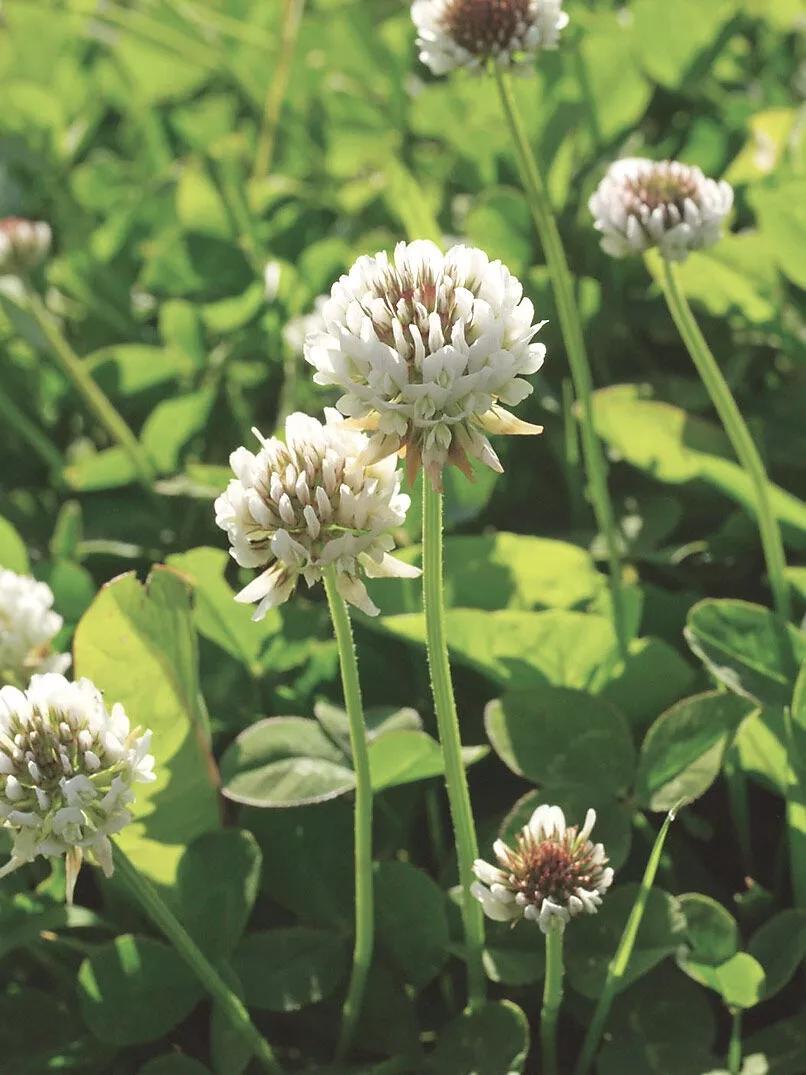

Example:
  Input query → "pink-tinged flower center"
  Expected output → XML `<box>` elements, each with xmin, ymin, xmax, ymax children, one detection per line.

<box><xmin>623</xmin><ymin>167</ymin><xmax>701</xmax><ymax>217</ymax></box>
<box><xmin>363</xmin><ymin>263</ymin><xmax>461</xmax><ymax>355</ymax></box>
<box><xmin>441</xmin><ymin>0</ymin><xmax>532</xmax><ymax>56</ymax></box>
<box><xmin>504</xmin><ymin>833</ymin><xmax>599</xmax><ymax>905</ymax></box>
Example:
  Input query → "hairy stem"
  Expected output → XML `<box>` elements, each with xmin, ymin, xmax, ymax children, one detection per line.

<box><xmin>323</xmin><ymin>567</ymin><xmax>375</xmax><ymax>1059</ymax></box>
<box><xmin>422</xmin><ymin>480</ymin><xmax>486</xmax><ymax>1010</ymax></box>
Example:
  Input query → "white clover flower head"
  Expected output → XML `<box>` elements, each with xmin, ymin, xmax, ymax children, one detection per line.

<box><xmin>304</xmin><ymin>241</ymin><xmax>545</xmax><ymax>489</ymax></box>
<box><xmin>471</xmin><ymin>804</ymin><xmax>613</xmax><ymax>933</ymax></box>
<box><xmin>214</xmin><ymin>410</ymin><xmax>420</xmax><ymax>619</ymax></box>
<box><xmin>0</xmin><ymin>674</ymin><xmax>155</xmax><ymax>901</ymax></box>
<box><xmin>282</xmin><ymin>295</ymin><xmax>328</xmax><ymax>356</ymax></box>
<box><xmin>0</xmin><ymin>569</ymin><xmax>70</xmax><ymax>687</ymax></box>
<box><xmin>589</xmin><ymin>158</ymin><xmax>734</xmax><ymax>263</ymax></box>
<box><xmin>0</xmin><ymin>217</ymin><xmax>51</xmax><ymax>275</ymax></box>
<box><xmin>413</xmin><ymin>0</ymin><xmax>568</xmax><ymax>75</ymax></box>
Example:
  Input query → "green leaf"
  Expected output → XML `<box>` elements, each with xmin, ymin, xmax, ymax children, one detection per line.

<box><xmin>78</xmin><ymin>935</ymin><xmax>201</xmax><ymax>1045</ymax></box>
<box><xmin>64</xmin><ymin>446</ymin><xmax>139</xmax><ymax>492</ymax></box>
<box><xmin>679</xmin><ymin>950</ymin><xmax>766</xmax><ymax>1009</ymax></box>
<box><xmin>245</xmin><ymin>800</ymin><xmax>354</xmax><ymax>928</ymax></box>
<box><xmin>0</xmin><ymin>892</ymin><xmax>107</xmax><ymax>960</ymax></box>
<box><xmin>369</xmin><ymin>532</ymin><xmax>606</xmax><ymax>616</ymax></box>
<box><xmin>314</xmin><ymin>700</ymin><xmax>422</xmax><ymax>754</ymax></box>
<box><xmin>231</xmin><ymin>928</ymin><xmax>350</xmax><ymax>1012</ymax></box>
<box><xmin>176</xmin><ymin>164</ymin><xmax>231</xmax><ymax>240</ymax></box>
<box><xmin>166</xmin><ymin>546</ymin><xmax>281</xmax><ymax>670</ymax></box>
<box><xmin>49</xmin><ymin>500</ymin><xmax>83</xmax><ymax>561</ymax></box>
<box><xmin>86</xmin><ymin>344</ymin><xmax>184</xmax><ymax>396</ymax></box>
<box><xmin>369</xmin><ymin>729</ymin><xmax>488</xmax><ymax>791</ymax></box>
<box><xmin>73</xmin><ymin>567</ymin><xmax>220</xmax><ymax>885</ymax></box>
<box><xmin>596</xmin><ymin>964</ymin><xmax>718</xmax><ymax>1075</ymax></box>
<box><xmin>139</xmin><ymin>1058</ymin><xmax>212</xmax><ymax>1075</ymax></box>
<box><xmin>482</xmin><ymin>921</ymin><xmax>545</xmax><ymax>986</ymax></box>
<box><xmin>371</xmin><ymin>608</ymin><xmax>617</xmax><ymax>690</ymax></box>
<box><xmin>635</xmin><ymin>691</ymin><xmax>755</xmax><ymax>811</ymax></box>
<box><xmin>678</xmin><ymin>893</ymin><xmax>740</xmax><ymax>965</ymax></box>
<box><xmin>0</xmin><ymin>516</ymin><xmax>28</xmax><ymax>573</ymax></box>
<box><xmin>485</xmin><ymin>684</ymin><xmax>635</xmax><ymax>795</ymax></box>
<box><xmin>749</xmin><ymin>177</ymin><xmax>806</xmax><ymax>289</ymax></box>
<box><xmin>746</xmin><ymin>1015</ymin><xmax>806</xmax><ymax>1075</ymax></box>
<box><xmin>0</xmin><ymin>986</ymin><xmax>109</xmax><ymax>1074</ymax></box>
<box><xmin>591</xmin><ymin>386</ymin><xmax>806</xmax><ymax>548</ymax></box>
<box><xmin>141</xmin><ymin>387</ymin><xmax>215</xmax><ymax>473</ymax></box>
<box><xmin>652</xmin><ymin>235</ymin><xmax>778</xmax><ymax>324</ymax></box>
<box><xmin>465</xmin><ymin>188</ymin><xmax>533</xmax><ymax>276</ymax></box>
<box><xmin>748</xmin><ymin>909</ymin><xmax>806</xmax><ymax>1001</ymax></box>
<box><xmin>374</xmin><ymin>861</ymin><xmax>450</xmax><ymax>989</ymax></box>
<box><xmin>631</xmin><ymin>0</ymin><xmax>732</xmax><ymax>87</ymax></box>
<box><xmin>601</xmin><ymin>636</ymin><xmax>698</xmax><ymax>727</ymax></box>
<box><xmin>565</xmin><ymin>886</ymin><xmax>687</xmax><ymax>998</ymax></box>
<box><xmin>788</xmin><ymin>662</ymin><xmax>806</xmax><ymax>905</ymax></box>
<box><xmin>219</xmin><ymin>716</ymin><xmax>356</xmax><ymax>807</ymax></box>
<box><xmin>382</xmin><ymin>159</ymin><xmax>442</xmax><ymax>246</ymax></box>
<box><xmin>176</xmin><ymin>829</ymin><xmax>261</xmax><ymax>960</ymax></box>
<box><xmin>685</xmin><ymin>599</ymin><xmax>805</xmax><ymax>707</ymax></box>
<box><xmin>428</xmin><ymin>1000</ymin><xmax>530</xmax><ymax>1075</ymax></box>
<box><xmin>735</xmin><ymin>705</ymin><xmax>788</xmax><ymax>795</ymax></box>
<box><xmin>577</xmin><ymin>11</ymin><xmax>652</xmax><ymax>140</ymax></box>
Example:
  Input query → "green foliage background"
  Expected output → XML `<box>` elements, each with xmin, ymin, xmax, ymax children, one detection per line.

<box><xmin>0</xmin><ymin>0</ymin><xmax>804</xmax><ymax>1072</ymax></box>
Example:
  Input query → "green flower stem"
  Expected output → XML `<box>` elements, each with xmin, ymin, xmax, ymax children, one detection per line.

<box><xmin>541</xmin><ymin>927</ymin><xmax>565</xmax><ymax>1075</ymax></box>
<box><xmin>24</xmin><ymin>287</ymin><xmax>157</xmax><ymax>491</ymax></box>
<box><xmin>322</xmin><ymin>567</ymin><xmax>375</xmax><ymax>1059</ymax></box>
<box><xmin>658</xmin><ymin>259</ymin><xmax>791</xmax><ymax>621</ymax></box>
<box><xmin>111</xmin><ymin>843</ymin><xmax>283</xmax><ymax>1075</ymax></box>
<box><xmin>727</xmin><ymin>1008</ymin><xmax>743</xmax><ymax>1075</ymax></box>
<box><xmin>253</xmin><ymin>0</ymin><xmax>305</xmax><ymax>182</ymax></box>
<box><xmin>422</xmin><ymin>480</ymin><xmax>486</xmax><ymax>1010</ymax></box>
<box><xmin>493</xmin><ymin>66</ymin><xmax>628</xmax><ymax>659</ymax></box>
<box><xmin>574</xmin><ymin>805</ymin><xmax>681</xmax><ymax>1075</ymax></box>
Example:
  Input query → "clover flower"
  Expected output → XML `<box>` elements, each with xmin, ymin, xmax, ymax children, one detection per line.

<box><xmin>215</xmin><ymin>410</ymin><xmax>419</xmax><ymax>619</ymax></box>
<box><xmin>0</xmin><ymin>216</ymin><xmax>51</xmax><ymax>275</ymax></box>
<box><xmin>304</xmin><ymin>241</ymin><xmax>545</xmax><ymax>488</ymax></box>
<box><xmin>0</xmin><ymin>674</ymin><xmax>155</xmax><ymax>900</ymax></box>
<box><xmin>412</xmin><ymin>0</ymin><xmax>568</xmax><ymax>75</ymax></box>
<box><xmin>471</xmin><ymin>804</ymin><xmax>613</xmax><ymax>933</ymax></box>
<box><xmin>589</xmin><ymin>158</ymin><xmax>734</xmax><ymax>262</ymax></box>
<box><xmin>0</xmin><ymin>569</ymin><xmax>70</xmax><ymax>687</ymax></box>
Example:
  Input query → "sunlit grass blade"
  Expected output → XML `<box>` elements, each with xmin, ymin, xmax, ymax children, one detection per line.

<box><xmin>573</xmin><ymin>802</ymin><xmax>684</xmax><ymax>1075</ymax></box>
